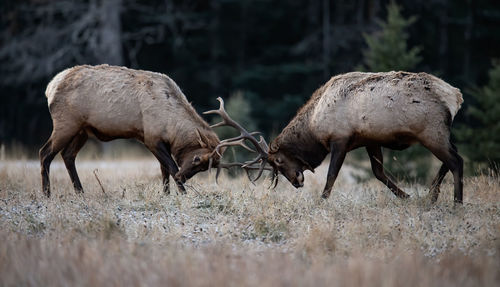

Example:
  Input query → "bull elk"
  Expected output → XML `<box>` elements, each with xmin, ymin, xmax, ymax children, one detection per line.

<box><xmin>40</xmin><ymin>64</ymin><xmax>221</xmax><ymax>197</ymax></box>
<box><xmin>209</xmin><ymin>71</ymin><xmax>464</xmax><ymax>203</ymax></box>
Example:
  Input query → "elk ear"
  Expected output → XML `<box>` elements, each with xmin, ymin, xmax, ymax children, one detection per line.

<box><xmin>192</xmin><ymin>155</ymin><xmax>202</xmax><ymax>165</ymax></box>
<box><xmin>196</xmin><ymin>129</ymin><xmax>208</xmax><ymax>148</ymax></box>
<box><xmin>270</xmin><ymin>141</ymin><xmax>279</xmax><ymax>153</ymax></box>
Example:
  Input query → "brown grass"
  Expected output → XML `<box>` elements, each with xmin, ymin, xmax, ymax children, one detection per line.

<box><xmin>0</xmin><ymin>159</ymin><xmax>499</xmax><ymax>286</ymax></box>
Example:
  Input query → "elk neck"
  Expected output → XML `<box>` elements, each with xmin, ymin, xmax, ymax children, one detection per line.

<box><xmin>272</xmin><ymin>102</ymin><xmax>328</xmax><ymax>171</ymax></box>
<box><xmin>170</xmin><ymin>126</ymin><xmax>219</xmax><ymax>163</ymax></box>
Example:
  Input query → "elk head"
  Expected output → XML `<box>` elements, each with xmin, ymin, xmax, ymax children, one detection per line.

<box><xmin>174</xmin><ymin>129</ymin><xmax>222</xmax><ymax>183</ymax></box>
<box><xmin>267</xmin><ymin>143</ymin><xmax>306</xmax><ymax>188</ymax></box>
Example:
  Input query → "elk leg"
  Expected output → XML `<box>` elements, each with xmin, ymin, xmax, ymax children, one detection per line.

<box><xmin>321</xmin><ymin>141</ymin><xmax>347</xmax><ymax>199</ymax></box>
<box><xmin>40</xmin><ymin>130</ymin><xmax>78</xmax><ymax>197</ymax></box>
<box><xmin>40</xmin><ymin>139</ymin><xmax>56</xmax><ymax>197</ymax></box>
<box><xmin>366</xmin><ymin>146</ymin><xmax>409</xmax><ymax>199</ymax></box>
<box><xmin>429</xmin><ymin>164</ymin><xmax>449</xmax><ymax>203</ymax></box>
<box><xmin>423</xmin><ymin>141</ymin><xmax>463</xmax><ymax>204</ymax></box>
<box><xmin>429</xmin><ymin>145</ymin><xmax>460</xmax><ymax>199</ymax></box>
<box><xmin>160</xmin><ymin>164</ymin><xmax>170</xmax><ymax>195</ymax></box>
<box><xmin>61</xmin><ymin>131</ymin><xmax>88</xmax><ymax>194</ymax></box>
<box><xmin>449</xmin><ymin>146</ymin><xmax>464</xmax><ymax>204</ymax></box>
<box><xmin>148</xmin><ymin>141</ymin><xmax>186</xmax><ymax>195</ymax></box>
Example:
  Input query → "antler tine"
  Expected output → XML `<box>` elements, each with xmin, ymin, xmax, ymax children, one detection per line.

<box><xmin>218</xmin><ymin>162</ymin><xmax>270</xmax><ymax>170</ymax></box>
<box><xmin>242</xmin><ymin>154</ymin><xmax>264</xmax><ymax>168</ymax></box>
<box><xmin>269</xmin><ymin>169</ymin><xmax>279</xmax><ymax>188</ymax></box>
<box><xmin>214</xmin><ymin>162</ymin><xmax>242</xmax><ymax>183</ymax></box>
<box><xmin>209</xmin><ymin>121</ymin><xmax>227</xmax><ymax>129</ymax></box>
<box><xmin>205</xmin><ymin>97</ymin><xmax>274</xmax><ymax>183</ymax></box>
<box><xmin>253</xmin><ymin>162</ymin><xmax>267</xmax><ymax>182</ymax></box>
<box><xmin>210</xmin><ymin>139</ymin><xmax>256</xmax><ymax>158</ymax></box>
<box><xmin>224</xmin><ymin>139</ymin><xmax>256</xmax><ymax>153</ymax></box>
<box><xmin>206</xmin><ymin>97</ymin><xmax>269</xmax><ymax>156</ymax></box>
<box><xmin>258</xmin><ymin>135</ymin><xmax>269</xmax><ymax>151</ymax></box>
<box><xmin>215</xmin><ymin>161</ymin><xmax>273</xmax><ymax>183</ymax></box>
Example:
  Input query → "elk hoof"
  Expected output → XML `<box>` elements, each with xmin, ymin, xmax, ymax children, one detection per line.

<box><xmin>397</xmin><ymin>192</ymin><xmax>410</xmax><ymax>199</ymax></box>
<box><xmin>176</xmin><ymin>184</ymin><xmax>187</xmax><ymax>195</ymax></box>
<box><xmin>429</xmin><ymin>189</ymin><xmax>439</xmax><ymax>204</ymax></box>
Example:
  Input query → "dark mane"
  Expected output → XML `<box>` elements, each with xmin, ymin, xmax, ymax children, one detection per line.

<box><xmin>271</xmin><ymin>83</ymin><xmax>330</xmax><ymax>170</ymax></box>
<box><xmin>276</xmin><ymin>130</ymin><xmax>328</xmax><ymax>170</ymax></box>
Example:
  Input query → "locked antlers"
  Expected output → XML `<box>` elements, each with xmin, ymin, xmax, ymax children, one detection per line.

<box><xmin>204</xmin><ymin>97</ymin><xmax>272</xmax><ymax>182</ymax></box>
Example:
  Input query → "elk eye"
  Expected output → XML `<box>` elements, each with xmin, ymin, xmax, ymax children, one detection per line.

<box><xmin>274</xmin><ymin>157</ymin><xmax>283</xmax><ymax>166</ymax></box>
<box><xmin>192</xmin><ymin>155</ymin><xmax>201</xmax><ymax>165</ymax></box>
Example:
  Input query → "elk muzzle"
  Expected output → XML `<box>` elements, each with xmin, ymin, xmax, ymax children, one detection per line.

<box><xmin>293</xmin><ymin>170</ymin><xmax>304</xmax><ymax>188</ymax></box>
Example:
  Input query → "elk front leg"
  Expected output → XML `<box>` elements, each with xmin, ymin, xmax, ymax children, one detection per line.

<box><xmin>321</xmin><ymin>141</ymin><xmax>347</xmax><ymax>199</ymax></box>
<box><xmin>148</xmin><ymin>141</ymin><xmax>186</xmax><ymax>195</ymax></box>
<box><xmin>160</xmin><ymin>164</ymin><xmax>170</xmax><ymax>195</ymax></box>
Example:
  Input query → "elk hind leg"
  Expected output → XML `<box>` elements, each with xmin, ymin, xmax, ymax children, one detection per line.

<box><xmin>429</xmin><ymin>164</ymin><xmax>448</xmax><ymax>203</ymax></box>
<box><xmin>422</xmin><ymin>139</ymin><xmax>463</xmax><ymax>204</ymax></box>
<box><xmin>40</xmin><ymin>127</ymin><xmax>80</xmax><ymax>197</ymax></box>
<box><xmin>61</xmin><ymin>131</ymin><xmax>88</xmax><ymax>194</ymax></box>
<box><xmin>366</xmin><ymin>145</ymin><xmax>409</xmax><ymax>199</ymax></box>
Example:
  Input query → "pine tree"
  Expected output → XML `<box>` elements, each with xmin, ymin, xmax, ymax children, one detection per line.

<box><xmin>359</xmin><ymin>1</ymin><xmax>429</xmax><ymax>181</ymax></box>
<box><xmin>456</xmin><ymin>61</ymin><xmax>500</xmax><ymax>173</ymax></box>
<box><xmin>360</xmin><ymin>1</ymin><xmax>422</xmax><ymax>72</ymax></box>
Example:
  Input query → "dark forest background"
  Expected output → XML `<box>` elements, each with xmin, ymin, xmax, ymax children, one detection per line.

<box><xmin>1</xmin><ymin>0</ymin><xmax>499</xmax><ymax>173</ymax></box>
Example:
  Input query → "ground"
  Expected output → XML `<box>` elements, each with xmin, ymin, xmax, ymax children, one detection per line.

<box><xmin>0</xmin><ymin>159</ymin><xmax>499</xmax><ymax>286</ymax></box>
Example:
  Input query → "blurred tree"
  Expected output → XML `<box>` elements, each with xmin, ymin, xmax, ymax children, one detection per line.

<box><xmin>358</xmin><ymin>1</ymin><xmax>430</xmax><ymax>182</ymax></box>
<box><xmin>1</xmin><ymin>0</ymin><xmax>500</xmax><ymax>158</ymax></box>
<box><xmin>0</xmin><ymin>0</ymin><xmax>126</xmax><ymax>147</ymax></box>
<box><xmin>0</xmin><ymin>0</ymin><xmax>124</xmax><ymax>85</ymax></box>
<box><xmin>456</xmin><ymin>60</ymin><xmax>500</xmax><ymax>173</ymax></box>
<box><xmin>359</xmin><ymin>1</ymin><xmax>422</xmax><ymax>72</ymax></box>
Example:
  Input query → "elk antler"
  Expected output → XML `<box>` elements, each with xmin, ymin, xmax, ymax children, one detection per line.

<box><xmin>204</xmin><ymin>97</ymin><xmax>272</xmax><ymax>182</ymax></box>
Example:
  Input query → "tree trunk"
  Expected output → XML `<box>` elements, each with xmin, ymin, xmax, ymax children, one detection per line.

<box><xmin>322</xmin><ymin>0</ymin><xmax>331</xmax><ymax>79</ymax></box>
<box><xmin>463</xmin><ymin>0</ymin><xmax>474</xmax><ymax>80</ymax></box>
<box><xmin>210</xmin><ymin>0</ymin><xmax>221</xmax><ymax>95</ymax></box>
<box><xmin>97</xmin><ymin>0</ymin><xmax>123</xmax><ymax>65</ymax></box>
<box><xmin>357</xmin><ymin>0</ymin><xmax>365</xmax><ymax>27</ymax></box>
<box><xmin>367</xmin><ymin>0</ymin><xmax>380</xmax><ymax>23</ymax></box>
<box><xmin>438</xmin><ymin>0</ymin><xmax>448</xmax><ymax>74</ymax></box>
<box><xmin>238</xmin><ymin>1</ymin><xmax>247</xmax><ymax>72</ymax></box>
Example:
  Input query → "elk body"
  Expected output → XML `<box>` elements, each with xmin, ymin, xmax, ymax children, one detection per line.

<box><xmin>269</xmin><ymin>71</ymin><xmax>464</xmax><ymax>203</ymax></box>
<box><xmin>40</xmin><ymin>64</ymin><xmax>220</xmax><ymax>197</ymax></box>
<box><xmin>210</xmin><ymin>71</ymin><xmax>464</xmax><ymax>203</ymax></box>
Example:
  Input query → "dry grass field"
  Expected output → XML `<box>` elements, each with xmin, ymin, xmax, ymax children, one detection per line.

<box><xmin>0</xmin><ymin>158</ymin><xmax>499</xmax><ymax>286</ymax></box>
